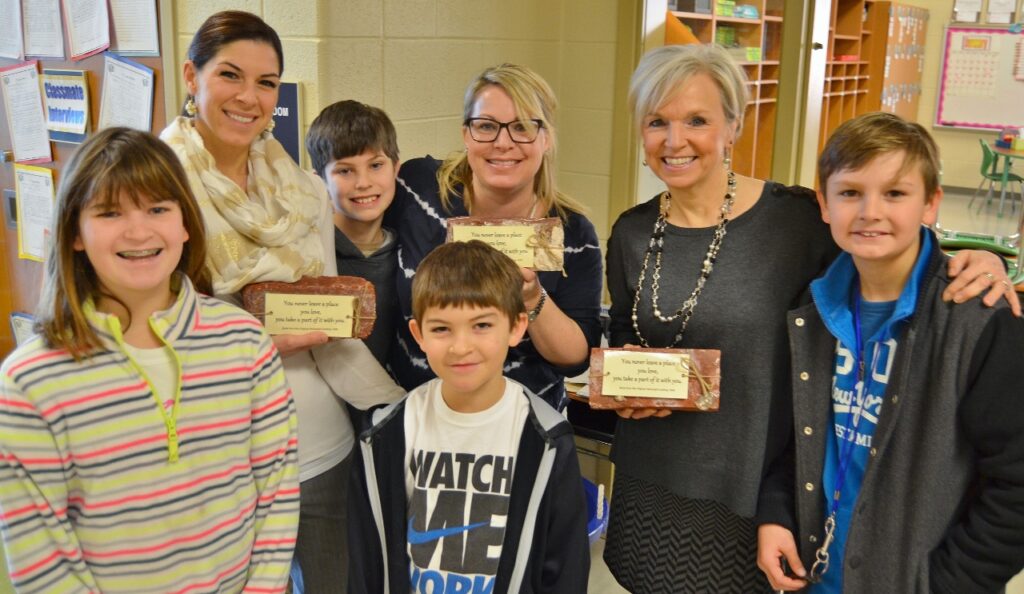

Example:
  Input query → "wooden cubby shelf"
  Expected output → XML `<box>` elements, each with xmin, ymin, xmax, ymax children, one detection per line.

<box><xmin>818</xmin><ymin>1</ymin><xmax>929</xmax><ymax>153</ymax></box>
<box><xmin>672</xmin><ymin>11</ymin><xmax>712</xmax><ymax>20</ymax></box>
<box><xmin>666</xmin><ymin>0</ymin><xmax>786</xmax><ymax>179</ymax></box>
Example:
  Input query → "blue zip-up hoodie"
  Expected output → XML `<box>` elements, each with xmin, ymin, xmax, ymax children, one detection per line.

<box><xmin>807</xmin><ymin>228</ymin><xmax>932</xmax><ymax>593</ymax></box>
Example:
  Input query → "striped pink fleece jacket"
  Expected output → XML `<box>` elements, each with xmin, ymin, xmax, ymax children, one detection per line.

<box><xmin>0</xmin><ymin>275</ymin><xmax>299</xmax><ymax>593</ymax></box>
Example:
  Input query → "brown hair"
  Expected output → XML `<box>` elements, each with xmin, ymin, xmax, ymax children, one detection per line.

<box><xmin>182</xmin><ymin>11</ymin><xmax>284</xmax><ymax>114</ymax></box>
<box><xmin>306</xmin><ymin>100</ymin><xmax>399</xmax><ymax>176</ymax></box>
<box><xmin>437</xmin><ymin>63</ymin><xmax>586</xmax><ymax>221</ymax></box>
<box><xmin>818</xmin><ymin>111</ymin><xmax>941</xmax><ymax>200</ymax></box>
<box><xmin>36</xmin><ymin>127</ymin><xmax>211</xmax><ymax>357</ymax></box>
<box><xmin>411</xmin><ymin>240</ymin><xmax>524</xmax><ymax>326</ymax></box>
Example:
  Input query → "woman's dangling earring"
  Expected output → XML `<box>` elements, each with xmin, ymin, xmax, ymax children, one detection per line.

<box><xmin>642</xmin><ymin>160</ymin><xmax>648</xmax><ymax>167</ymax></box>
<box><xmin>185</xmin><ymin>96</ymin><xmax>197</xmax><ymax>117</ymax></box>
<box><xmin>265</xmin><ymin>117</ymin><xmax>276</xmax><ymax>133</ymax></box>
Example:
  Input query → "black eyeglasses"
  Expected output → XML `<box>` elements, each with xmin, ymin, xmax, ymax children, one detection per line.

<box><xmin>464</xmin><ymin>117</ymin><xmax>545</xmax><ymax>143</ymax></box>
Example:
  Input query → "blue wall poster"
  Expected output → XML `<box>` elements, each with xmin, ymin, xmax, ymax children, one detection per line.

<box><xmin>272</xmin><ymin>82</ymin><xmax>303</xmax><ymax>166</ymax></box>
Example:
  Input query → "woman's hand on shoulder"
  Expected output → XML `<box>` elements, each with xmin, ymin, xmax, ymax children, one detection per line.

<box><xmin>271</xmin><ymin>331</ymin><xmax>329</xmax><ymax>358</ymax></box>
<box><xmin>944</xmin><ymin>250</ymin><xmax>1021</xmax><ymax>316</ymax></box>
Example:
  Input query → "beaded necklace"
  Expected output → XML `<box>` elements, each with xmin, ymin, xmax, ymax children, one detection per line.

<box><xmin>630</xmin><ymin>170</ymin><xmax>737</xmax><ymax>347</ymax></box>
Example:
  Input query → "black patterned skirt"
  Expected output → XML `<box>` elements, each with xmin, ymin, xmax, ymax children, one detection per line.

<box><xmin>604</xmin><ymin>472</ymin><xmax>772</xmax><ymax>594</ymax></box>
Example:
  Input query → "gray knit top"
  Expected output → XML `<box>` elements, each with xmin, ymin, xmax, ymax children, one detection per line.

<box><xmin>606</xmin><ymin>181</ymin><xmax>838</xmax><ymax>517</ymax></box>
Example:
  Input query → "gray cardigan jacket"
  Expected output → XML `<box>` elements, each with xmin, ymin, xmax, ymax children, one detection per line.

<box><xmin>761</xmin><ymin>244</ymin><xmax>1024</xmax><ymax>593</ymax></box>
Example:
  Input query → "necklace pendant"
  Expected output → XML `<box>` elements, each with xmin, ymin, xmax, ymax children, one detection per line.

<box><xmin>631</xmin><ymin>172</ymin><xmax>737</xmax><ymax>348</ymax></box>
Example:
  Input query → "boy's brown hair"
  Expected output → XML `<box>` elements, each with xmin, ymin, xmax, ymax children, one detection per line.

<box><xmin>818</xmin><ymin>111</ymin><xmax>942</xmax><ymax>200</ymax></box>
<box><xmin>306</xmin><ymin>100</ymin><xmax>399</xmax><ymax>176</ymax></box>
<box><xmin>411</xmin><ymin>240</ymin><xmax>525</xmax><ymax>325</ymax></box>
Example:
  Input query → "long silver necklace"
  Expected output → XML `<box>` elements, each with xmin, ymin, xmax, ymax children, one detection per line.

<box><xmin>631</xmin><ymin>170</ymin><xmax>737</xmax><ymax>347</ymax></box>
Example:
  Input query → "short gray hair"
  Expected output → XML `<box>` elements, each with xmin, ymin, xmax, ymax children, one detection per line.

<box><xmin>629</xmin><ymin>44</ymin><xmax>749</xmax><ymax>136</ymax></box>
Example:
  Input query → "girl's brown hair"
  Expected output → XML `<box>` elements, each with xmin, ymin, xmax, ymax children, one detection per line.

<box><xmin>36</xmin><ymin>127</ymin><xmax>210</xmax><ymax>357</ymax></box>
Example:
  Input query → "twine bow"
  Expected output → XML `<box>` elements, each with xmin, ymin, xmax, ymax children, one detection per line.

<box><xmin>525</xmin><ymin>231</ymin><xmax>567</xmax><ymax>277</ymax></box>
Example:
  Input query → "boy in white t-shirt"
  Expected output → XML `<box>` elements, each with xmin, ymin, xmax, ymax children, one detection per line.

<box><xmin>349</xmin><ymin>240</ymin><xmax>590</xmax><ymax>593</ymax></box>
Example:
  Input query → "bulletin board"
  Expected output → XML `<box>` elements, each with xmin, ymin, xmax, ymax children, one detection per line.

<box><xmin>935</xmin><ymin>26</ymin><xmax>1024</xmax><ymax>130</ymax></box>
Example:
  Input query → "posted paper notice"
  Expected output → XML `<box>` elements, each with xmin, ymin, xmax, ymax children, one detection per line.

<box><xmin>62</xmin><ymin>0</ymin><xmax>110</xmax><ymax>60</ymax></box>
<box><xmin>0</xmin><ymin>61</ymin><xmax>52</xmax><ymax>163</ymax></box>
<box><xmin>98</xmin><ymin>53</ymin><xmax>154</xmax><ymax>132</ymax></box>
<box><xmin>0</xmin><ymin>0</ymin><xmax>23</xmax><ymax>60</ymax></box>
<box><xmin>13</xmin><ymin>164</ymin><xmax>55</xmax><ymax>262</ymax></box>
<box><xmin>109</xmin><ymin>0</ymin><xmax>159</xmax><ymax>55</ymax></box>
<box><xmin>23</xmin><ymin>0</ymin><xmax>64</xmax><ymax>59</ymax></box>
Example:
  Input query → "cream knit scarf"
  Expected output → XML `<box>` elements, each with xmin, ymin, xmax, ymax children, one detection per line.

<box><xmin>161</xmin><ymin>117</ymin><xmax>324</xmax><ymax>295</ymax></box>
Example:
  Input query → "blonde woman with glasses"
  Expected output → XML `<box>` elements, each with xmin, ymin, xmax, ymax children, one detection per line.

<box><xmin>385</xmin><ymin>63</ymin><xmax>603</xmax><ymax>411</ymax></box>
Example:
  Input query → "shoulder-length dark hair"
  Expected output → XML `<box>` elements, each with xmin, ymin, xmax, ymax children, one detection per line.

<box><xmin>181</xmin><ymin>11</ymin><xmax>284</xmax><ymax>115</ymax></box>
<box><xmin>36</xmin><ymin>128</ymin><xmax>210</xmax><ymax>357</ymax></box>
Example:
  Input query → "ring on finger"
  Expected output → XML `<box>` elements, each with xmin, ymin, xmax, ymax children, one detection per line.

<box><xmin>983</xmin><ymin>272</ymin><xmax>996</xmax><ymax>284</ymax></box>
<box><xmin>1002</xmin><ymin>279</ymin><xmax>1013</xmax><ymax>291</ymax></box>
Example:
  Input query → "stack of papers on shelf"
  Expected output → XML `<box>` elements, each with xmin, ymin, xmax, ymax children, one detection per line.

<box><xmin>715</xmin><ymin>25</ymin><xmax>736</xmax><ymax>46</ymax></box>
<box><xmin>726</xmin><ymin>47</ymin><xmax>762</xmax><ymax>62</ymax></box>
<box><xmin>734</xmin><ymin>4</ymin><xmax>760</xmax><ymax>18</ymax></box>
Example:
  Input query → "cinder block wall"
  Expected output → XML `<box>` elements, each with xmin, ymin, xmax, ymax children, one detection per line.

<box><xmin>172</xmin><ymin>0</ymin><xmax>620</xmax><ymax>239</ymax></box>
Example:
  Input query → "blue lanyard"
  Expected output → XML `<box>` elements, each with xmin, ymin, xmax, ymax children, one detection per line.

<box><xmin>810</xmin><ymin>283</ymin><xmax>876</xmax><ymax>582</ymax></box>
<box><xmin>828</xmin><ymin>286</ymin><xmax>871</xmax><ymax>519</ymax></box>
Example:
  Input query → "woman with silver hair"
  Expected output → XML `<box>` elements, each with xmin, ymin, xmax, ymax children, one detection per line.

<box><xmin>602</xmin><ymin>43</ymin><xmax>1016</xmax><ymax>593</ymax></box>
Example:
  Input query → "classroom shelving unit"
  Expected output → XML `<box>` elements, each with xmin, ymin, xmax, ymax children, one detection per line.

<box><xmin>818</xmin><ymin>0</ymin><xmax>879</xmax><ymax>152</ymax></box>
<box><xmin>667</xmin><ymin>0</ymin><xmax>785</xmax><ymax>180</ymax></box>
<box><xmin>818</xmin><ymin>1</ymin><xmax>928</xmax><ymax>152</ymax></box>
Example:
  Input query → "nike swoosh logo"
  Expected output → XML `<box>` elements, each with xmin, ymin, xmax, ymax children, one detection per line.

<box><xmin>407</xmin><ymin>517</ymin><xmax>487</xmax><ymax>545</ymax></box>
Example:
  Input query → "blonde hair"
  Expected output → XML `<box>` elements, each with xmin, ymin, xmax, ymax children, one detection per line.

<box><xmin>629</xmin><ymin>44</ymin><xmax>749</xmax><ymax>137</ymax></box>
<box><xmin>37</xmin><ymin>128</ymin><xmax>211</xmax><ymax>358</ymax></box>
<box><xmin>412</xmin><ymin>240</ymin><xmax>525</xmax><ymax>326</ymax></box>
<box><xmin>437</xmin><ymin>63</ymin><xmax>586</xmax><ymax>221</ymax></box>
<box><xmin>818</xmin><ymin>112</ymin><xmax>942</xmax><ymax>200</ymax></box>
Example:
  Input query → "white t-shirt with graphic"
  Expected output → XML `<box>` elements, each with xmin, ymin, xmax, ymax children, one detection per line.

<box><xmin>403</xmin><ymin>377</ymin><xmax>529</xmax><ymax>593</ymax></box>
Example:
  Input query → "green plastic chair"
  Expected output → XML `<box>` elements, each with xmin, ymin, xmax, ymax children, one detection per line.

<box><xmin>969</xmin><ymin>139</ymin><xmax>1024</xmax><ymax>216</ymax></box>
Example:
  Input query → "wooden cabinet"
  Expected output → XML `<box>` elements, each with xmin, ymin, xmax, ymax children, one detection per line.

<box><xmin>818</xmin><ymin>1</ymin><xmax>928</xmax><ymax>151</ymax></box>
<box><xmin>666</xmin><ymin>0</ymin><xmax>785</xmax><ymax>180</ymax></box>
<box><xmin>818</xmin><ymin>0</ymin><xmax>876</xmax><ymax>151</ymax></box>
<box><xmin>868</xmin><ymin>3</ymin><xmax>927</xmax><ymax>120</ymax></box>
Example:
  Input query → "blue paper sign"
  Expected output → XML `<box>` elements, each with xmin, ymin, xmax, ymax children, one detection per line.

<box><xmin>42</xmin><ymin>69</ymin><xmax>89</xmax><ymax>144</ymax></box>
<box><xmin>272</xmin><ymin>82</ymin><xmax>302</xmax><ymax>166</ymax></box>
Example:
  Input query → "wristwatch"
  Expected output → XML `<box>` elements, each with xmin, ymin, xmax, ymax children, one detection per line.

<box><xmin>527</xmin><ymin>286</ymin><xmax>547</xmax><ymax>322</ymax></box>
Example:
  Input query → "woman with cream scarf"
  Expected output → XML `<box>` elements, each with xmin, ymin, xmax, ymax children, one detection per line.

<box><xmin>160</xmin><ymin>11</ymin><xmax>403</xmax><ymax>593</ymax></box>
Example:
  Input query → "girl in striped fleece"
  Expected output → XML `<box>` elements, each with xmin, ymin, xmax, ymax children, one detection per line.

<box><xmin>0</xmin><ymin>127</ymin><xmax>299</xmax><ymax>593</ymax></box>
